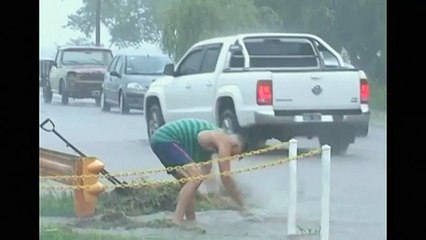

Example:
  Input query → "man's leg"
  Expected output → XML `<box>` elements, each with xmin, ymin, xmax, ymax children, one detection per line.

<box><xmin>173</xmin><ymin>164</ymin><xmax>203</xmax><ymax>225</ymax></box>
<box><xmin>152</xmin><ymin>142</ymin><xmax>201</xmax><ymax>225</ymax></box>
<box><xmin>185</xmin><ymin>198</ymin><xmax>196</xmax><ymax>221</ymax></box>
<box><xmin>175</xmin><ymin>172</ymin><xmax>196</xmax><ymax>221</ymax></box>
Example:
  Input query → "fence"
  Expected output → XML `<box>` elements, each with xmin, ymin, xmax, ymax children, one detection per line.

<box><xmin>39</xmin><ymin>139</ymin><xmax>331</xmax><ymax>240</ymax></box>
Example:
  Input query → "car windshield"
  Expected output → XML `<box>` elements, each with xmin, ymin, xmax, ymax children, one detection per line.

<box><xmin>125</xmin><ymin>55</ymin><xmax>171</xmax><ymax>75</ymax></box>
<box><xmin>61</xmin><ymin>50</ymin><xmax>113</xmax><ymax>66</ymax></box>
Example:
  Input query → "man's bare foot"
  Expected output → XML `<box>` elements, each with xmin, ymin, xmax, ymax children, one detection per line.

<box><xmin>172</xmin><ymin>221</ymin><xmax>206</xmax><ymax>233</ymax></box>
<box><xmin>172</xmin><ymin>218</ymin><xmax>184</xmax><ymax>226</ymax></box>
<box><xmin>183</xmin><ymin>219</ymin><xmax>197</xmax><ymax>227</ymax></box>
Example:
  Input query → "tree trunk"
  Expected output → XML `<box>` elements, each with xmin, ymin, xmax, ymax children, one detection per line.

<box><xmin>95</xmin><ymin>0</ymin><xmax>101</xmax><ymax>46</ymax></box>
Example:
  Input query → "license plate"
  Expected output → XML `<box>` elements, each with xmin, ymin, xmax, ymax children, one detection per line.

<box><xmin>91</xmin><ymin>90</ymin><xmax>100</xmax><ymax>97</ymax></box>
<box><xmin>302</xmin><ymin>113</ymin><xmax>322</xmax><ymax>121</ymax></box>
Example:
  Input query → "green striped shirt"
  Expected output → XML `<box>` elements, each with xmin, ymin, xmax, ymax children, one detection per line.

<box><xmin>151</xmin><ymin>118</ymin><xmax>218</xmax><ymax>163</ymax></box>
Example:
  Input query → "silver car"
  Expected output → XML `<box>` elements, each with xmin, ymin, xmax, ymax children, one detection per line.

<box><xmin>100</xmin><ymin>54</ymin><xmax>172</xmax><ymax>114</ymax></box>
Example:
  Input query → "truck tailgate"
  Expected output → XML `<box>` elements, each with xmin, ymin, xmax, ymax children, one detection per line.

<box><xmin>272</xmin><ymin>70</ymin><xmax>361</xmax><ymax>113</ymax></box>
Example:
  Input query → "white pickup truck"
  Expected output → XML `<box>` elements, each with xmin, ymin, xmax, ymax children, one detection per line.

<box><xmin>144</xmin><ymin>33</ymin><xmax>370</xmax><ymax>155</ymax></box>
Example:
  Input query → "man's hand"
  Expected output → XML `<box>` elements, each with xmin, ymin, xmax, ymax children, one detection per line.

<box><xmin>238</xmin><ymin>207</ymin><xmax>264</xmax><ymax>222</ymax></box>
<box><xmin>238</xmin><ymin>207</ymin><xmax>253</xmax><ymax>217</ymax></box>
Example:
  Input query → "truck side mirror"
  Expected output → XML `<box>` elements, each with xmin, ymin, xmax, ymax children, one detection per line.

<box><xmin>163</xmin><ymin>63</ymin><xmax>175</xmax><ymax>76</ymax></box>
<box><xmin>110</xmin><ymin>71</ymin><xmax>121</xmax><ymax>78</ymax></box>
<box><xmin>229</xmin><ymin>44</ymin><xmax>242</xmax><ymax>53</ymax></box>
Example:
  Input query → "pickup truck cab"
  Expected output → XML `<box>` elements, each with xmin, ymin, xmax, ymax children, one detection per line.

<box><xmin>144</xmin><ymin>33</ymin><xmax>370</xmax><ymax>155</ymax></box>
<box><xmin>44</xmin><ymin>46</ymin><xmax>113</xmax><ymax>105</ymax></box>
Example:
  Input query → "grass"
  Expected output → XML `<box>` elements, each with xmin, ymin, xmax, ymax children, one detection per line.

<box><xmin>369</xmin><ymin>81</ymin><xmax>386</xmax><ymax>112</ymax></box>
<box><xmin>40</xmin><ymin>224</ymin><xmax>165</xmax><ymax>240</ymax></box>
<box><xmin>40</xmin><ymin>181</ymin><xmax>238</xmax><ymax>217</ymax></box>
<box><xmin>40</xmin><ymin>191</ymin><xmax>75</xmax><ymax>217</ymax></box>
<box><xmin>40</xmin><ymin>182</ymin><xmax>238</xmax><ymax>232</ymax></box>
<box><xmin>368</xmin><ymin>81</ymin><xmax>386</xmax><ymax>126</ymax></box>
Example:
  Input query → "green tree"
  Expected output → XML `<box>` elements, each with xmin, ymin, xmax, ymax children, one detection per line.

<box><xmin>332</xmin><ymin>0</ymin><xmax>386</xmax><ymax>82</ymax></box>
<box><xmin>253</xmin><ymin>0</ymin><xmax>386</xmax><ymax>83</ymax></box>
<box><xmin>66</xmin><ymin>0</ymin><xmax>385</xmax><ymax>83</ymax></box>
<box><xmin>65</xmin><ymin>0</ymin><xmax>164</xmax><ymax>48</ymax></box>
<box><xmin>66</xmin><ymin>37</ymin><xmax>94</xmax><ymax>46</ymax></box>
<box><xmin>160</xmin><ymin>0</ymin><xmax>282</xmax><ymax>60</ymax></box>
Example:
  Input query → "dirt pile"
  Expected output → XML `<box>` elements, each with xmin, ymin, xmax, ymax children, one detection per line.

<box><xmin>98</xmin><ymin>182</ymin><xmax>239</xmax><ymax>217</ymax></box>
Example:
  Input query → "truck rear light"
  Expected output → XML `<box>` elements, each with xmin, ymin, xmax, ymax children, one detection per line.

<box><xmin>257</xmin><ymin>80</ymin><xmax>272</xmax><ymax>105</ymax></box>
<box><xmin>360</xmin><ymin>78</ymin><xmax>369</xmax><ymax>103</ymax></box>
<box><xmin>67</xmin><ymin>72</ymin><xmax>78</xmax><ymax>80</ymax></box>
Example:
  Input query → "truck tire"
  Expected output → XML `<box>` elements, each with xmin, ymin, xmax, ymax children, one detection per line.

<box><xmin>42</xmin><ymin>84</ymin><xmax>52</xmax><ymax>104</ymax></box>
<box><xmin>219</xmin><ymin>109</ymin><xmax>267</xmax><ymax>151</ymax></box>
<box><xmin>219</xmin><ymin>109</ymin><xmax>241</xmax><ymax>135</ymax></box>
<box><xmin>359</xmin><ymin>124</ymin><xmax>369</xmax><ymax>137</ymax></box>
<box><xmin>246</xmin><ymin>138</ymin><xmax>267</xmax><ymax>152</ymax></box>
<box><xmin>318</xmin><ymin>131</ymin><xmax>351</xmax><ymax>156</ymax></box>
<box><xmin>245</xmin><ymin>127</ymin><xmax>268</xmax><ymax>151</ymax></box>
<box><xmin>119</xmin><ymin>92</ymin><xmax>130</xmax><ymax>114</ymax></box>
<box><xmin>60</xmin><ymin>81</ymin><xmax>69</xmax><ymax>105</ymax></box>
<box><xmin>147</xmin><ymin>103</ymin><xmax>165</xmax><ymax>140</ymax></box>
<box><xmin>100</xmin><ymin>91</ymin><xmax>110</xmax><ymax>112</ymax></box>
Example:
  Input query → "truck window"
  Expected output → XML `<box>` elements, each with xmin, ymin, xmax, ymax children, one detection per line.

<box><xmin>108</xmin><ymin>57</ymin><xmax>119</xmax><ymax>72</ymax></box>
<box><xmin>200</xmin><ymin>45</ymin><xmax>222</xmax><ymax>73</ymax></box>
<box><xmin>243</xmin><ymin>37</ymin><xmax>319</xmax><ymax>68</ymax></box>
<box><xmin>61</xmin><ymin>49</ymin><xmax>113</xmax><ymax>66</ymax></box>
<box><xmin>177</xmin><ymin>49</ymin><xmax>204</xmax><ymax>76</ymax></box>
<box><xmin>114</xmin><ymin>56</ymin><xmax>123</xmax><ymax>73</ymax></box>
<box><xmin>125</xmin><ymin>55</ymin><xmax>171</xmax><ymax>75</ymax></box>
<box><xmin>230</xmin><ymin>50</ymin><xmax>244</xmax><ymax>68</ymax></box>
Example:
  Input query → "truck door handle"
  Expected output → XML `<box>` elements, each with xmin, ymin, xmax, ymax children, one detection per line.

<box><xmin>206</xmin><ymin>81</ymin><xmax>212</xmax><ymax>87</ymax></box>
<box><xmin>311</xmin><ymin>76</ymin><xmax>321</xmax><ymax>80</ymax></box>
<box><xmin>185</xmin><ymin>83</ymin><xmax>191</xmax><ymax>89</ymax></box>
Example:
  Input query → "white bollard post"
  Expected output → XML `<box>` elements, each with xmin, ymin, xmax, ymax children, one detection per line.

<box><xmin>287</xmin><ymin>139</ymin><xmax>298</xmax><ymax>235</ymax></box>
<box><xmin>321</xmin><ymin>144</ymin><xmax>331</xmax><ymax>240</ymax></box>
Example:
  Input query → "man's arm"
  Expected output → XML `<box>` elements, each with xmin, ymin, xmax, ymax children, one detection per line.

<box><xmin>216</xmin><ymin>140</ymin><xmax>245</xmax><ymax>210</ymax></box>
<box><xmin>198</xmin><ymin>131</ymin><xmax>250</xmax><ymax>214</ymax></box>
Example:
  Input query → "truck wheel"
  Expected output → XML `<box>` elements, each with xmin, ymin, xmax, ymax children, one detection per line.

<box><xmin>219</xmin><ymin>109</ymin><xmax>262</xmax><ymax>151</ymax></box>
<box><xmin>60</xmin><ymin>81</ymin><xmax>69</xmax><ymax>105</ymax></box>
<box><xmin>42</xmin><ymin>85</ymin><xmax>52</xmax><ymax>104</ymax></box>
<box><xmin>245</xmin><ymin>138</ymin><xmax>267</xmax><ymax>152</ymax></box>
<box><xmin>147</xmin><ymin>103</ymin><xmax>165</xmax><ymax>140</ymax></box>
<box><xmin>119</xmin><ymin>92</ymin><xmax>130</xmax><ymax>114</ymax></box>
<box><xmin>318</xmin><ymin>132</ymin><xmax>351</xmax><ymax>156</ymax></box>
<box><xmin>245</xmin><ymin>127</ymin><xmax>268</xmax><ymax>151</ymax></box>
<box><xmin>219</xmin><ymin>109</ymin><xmax>241</xmax><ymax>134</ymax></box>
<box><xmin>100</xmin><ymin>91</ymin><xmax>110</xmax><ymax>112</ymax></box>
<box><xmin>359</xmin><ymin>124</ymin><xmax>369</xmax><ymax>137</ymax></box>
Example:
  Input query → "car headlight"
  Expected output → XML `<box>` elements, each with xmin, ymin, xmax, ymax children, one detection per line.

<box><xmin>127</xmin><ymin>82</ymin><xmax>145</xmax><ymax>91</ymax></box>
<box><xmin>66</xmin><ymin>72</ymin><xmax>78</xmax><ymax>80</ymax></box>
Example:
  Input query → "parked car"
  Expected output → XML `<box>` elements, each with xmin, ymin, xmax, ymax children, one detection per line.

<box><xmin>144</xmin><ymin>33</ymin><xmax>370</xmax><ymax>155</ymax></box>
<box><xmin>44</xmin><ymin>46</ymin><xmax>113</xmax><ymax>105</ymax></box>
<box><xmin>100</xmin><ymin>54</ymin><xmax>172</xmax><ymax>114</ymax></box>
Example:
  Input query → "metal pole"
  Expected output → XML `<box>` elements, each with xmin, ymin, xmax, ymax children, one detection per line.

<box><xmin>321</xmin><ymin>144</ymin><xmax>331</xmax><ymax>240</ymax></box>
<box><xmin>287</xmin><ymin>139</ymin><xmax>298</xmax><ymax>235</ymax></box>
<box><xmin>95</xmin><ymin>0</ymin><xmax>101</xmax><ymax>46</ymax></box>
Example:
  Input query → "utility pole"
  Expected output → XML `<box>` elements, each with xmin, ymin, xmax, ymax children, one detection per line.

<box><xmin>95</xmin><ymin>0</ymin><xmax>101</xmax><ymax>46</ymax></box>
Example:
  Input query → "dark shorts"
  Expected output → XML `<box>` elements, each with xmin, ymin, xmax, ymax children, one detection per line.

<box><xmin>150</xmin><ymin>141</ymin><xmax>193</xmax><ymax>175</ymax></box>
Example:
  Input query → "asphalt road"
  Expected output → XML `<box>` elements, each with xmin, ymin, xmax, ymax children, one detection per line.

<box><xmin>39</xmin><ymin>91</ymin><xmax>386</xmax><ymax>240</ymax></box>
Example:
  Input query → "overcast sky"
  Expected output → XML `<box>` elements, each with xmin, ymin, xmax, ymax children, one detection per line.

<box><xmin>39</xmin><ymin>0</ymin><xmax>162</xmax><ymax>58</ymax></box>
